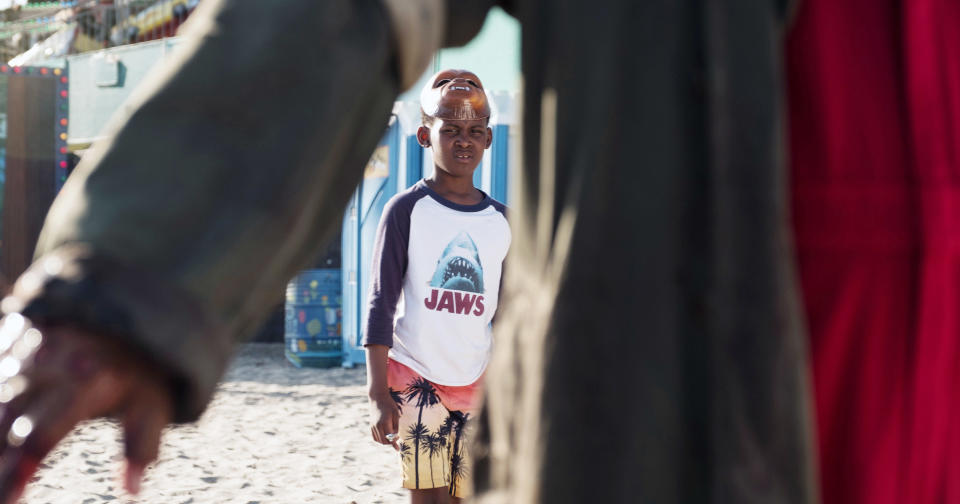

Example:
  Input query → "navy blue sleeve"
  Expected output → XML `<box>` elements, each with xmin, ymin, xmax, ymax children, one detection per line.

<box><xmin>362</xmin><ymin>191</ymin><xmax>419</xmax><ymax>347</ymax></box>
<box><xmin>490</xmin><ymin>198</ymin><xmax>508</xmax><ymax>218</ymax></box>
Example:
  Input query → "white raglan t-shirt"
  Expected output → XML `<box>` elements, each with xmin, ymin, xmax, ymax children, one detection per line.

<box><xmin>362</xmin><ymin>180</ymin><xmax>510</xmax><ymax>386</ymax></box>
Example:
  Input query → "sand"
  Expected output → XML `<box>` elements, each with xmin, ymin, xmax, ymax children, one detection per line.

<box><xmin>22</xmin><ymin>343</ymin><xmax>407</xmax><ymax>504</ymax></box>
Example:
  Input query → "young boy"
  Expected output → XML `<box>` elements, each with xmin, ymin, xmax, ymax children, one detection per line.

<box><xmin>363</xmin><ymin>69</ymin><xmax>510</xmax><ymax>504</ymax></box>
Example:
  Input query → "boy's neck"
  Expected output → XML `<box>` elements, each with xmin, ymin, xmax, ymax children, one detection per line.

<box><xmin>425</xmin><ymin>172</ymin><xmax>484</xmax><ymax>205</ymax></box>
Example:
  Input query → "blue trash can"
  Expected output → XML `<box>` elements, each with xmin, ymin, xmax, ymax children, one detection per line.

<box><xmin>284</xmin><ymin>269</ymin><xmax>343</xmax><ymax>368</ymax></box>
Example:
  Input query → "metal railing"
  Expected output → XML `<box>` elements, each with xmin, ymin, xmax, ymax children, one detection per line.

<box><xmin>1</xmin><ymin>0</ymin><xmax>199</xmax><ymax>62</ymax></box>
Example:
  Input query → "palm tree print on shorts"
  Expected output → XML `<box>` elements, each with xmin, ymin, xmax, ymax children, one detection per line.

<box><xmin>398</xmin><ymin>440</ymin><xmax>412</xmax><ymax>465</ymax></box>
<box><xmin>403</xmin><ymin>377</ymin><xmax>441</xmax><ymax>488</ymax></box>
<box><xmin>421</xmin><ymin>433</ymin><xmax>444</xmax><ymax>487</ymax></box>
<box><xmin>389</xmin><ymin>387</ymin><xmax>404</xmax><ymax>414</ymax></box>
<box><xmin>436</xmin><ymin>415</ymin><xmax>457</xmax><ymax>485</ymax></box>
<box><xmin>448</xmin><ymin>410</ymin><xmax>471</xmax><ymax>496</ymax></box>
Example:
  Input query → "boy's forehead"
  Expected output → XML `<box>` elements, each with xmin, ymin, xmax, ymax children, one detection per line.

<box><xmin>421</xmin><ymin>69</ymin><xmax>490</xmax><ymax>121</ymax></box>
<box><xmin>432</xmin><ymin>117</ymin><xmax>488</xmax><ymax>128</ymax></box>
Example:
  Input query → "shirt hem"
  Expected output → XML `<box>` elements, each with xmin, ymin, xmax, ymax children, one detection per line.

<box><xmin>387</xmin><ymin>351</ymin><xmax>489</xmax><ymax>387</ymax></box>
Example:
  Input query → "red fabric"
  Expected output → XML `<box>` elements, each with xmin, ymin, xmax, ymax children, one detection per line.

<box><xmin>787</xmin><ymin>0</ymin><xmax>960</xmax><ymax>503</ymax></box>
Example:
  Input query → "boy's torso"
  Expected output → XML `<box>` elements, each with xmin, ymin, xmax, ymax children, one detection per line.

<box><xmin>389</xmin><ymin>181</ymin><xmax>510</xmax><ymax>385</ymax></box>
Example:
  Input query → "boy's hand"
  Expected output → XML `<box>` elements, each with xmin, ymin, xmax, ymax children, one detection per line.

<box><xmin>368</xmin><ymin>390</ymin><xmax>400</xmax><ymax>450</ymax></box>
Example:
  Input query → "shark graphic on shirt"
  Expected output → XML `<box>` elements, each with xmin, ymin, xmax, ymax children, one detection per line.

<box><xmin>429</xmin><ymin>231</ymin><xmax>484</xmax><ymax>294</ymax></box>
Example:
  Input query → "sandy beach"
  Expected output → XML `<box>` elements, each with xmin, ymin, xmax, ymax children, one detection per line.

<box><xmin>22</xmin><ymin>343</ymin><xmax>406</xmax><ymax>504</ymax></box>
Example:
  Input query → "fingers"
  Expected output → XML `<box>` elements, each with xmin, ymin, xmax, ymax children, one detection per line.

<box><xmin>0</xmin><ymin>321</ymin><xmax>175</xmax><ymax>502</ymax></box>
<box><xmin>369</xmin><ymin>395</ymin><xmax>401</xmax><ymax>448</ymax></box>
<box><xmin>0</xmin><ymin>451</ymin><xmax>36</xmax><ymax>504</ymax></box>
<box><xmin>0</xmin><ymin>384</ymin><xmax>87</xmax><ymax>504</ymax></box>
<box><xmin>124</xmin><ymin>463</ymin><xmax>145</xmax><ymax>497</ymax></box>
<box><xmin>374</xmin><ymin>408</ymin><xmax>399</xmax><ymax>447</ymax></box>
<box><xmin>371</xmin><ymin>415</ymin><xmax>400</xmax><ymax>448</ymax></box>
<box><xmin>388</xmin><ymin>408</ymin><xmax>400</xmax><ymax>451</ymax></box>
<box><xmin>372</xmin><ymin>426</ymin><xmax>400</xmax><ymax>450</ymax></box>
<box><xmin>121</xmin><ymin>413</ymin><xmax>166</xmax><ymax>494</ymax></box>
<box><xmin>374</xmin><ymin>420</ymin><xmax>391</xmax><ymax>445</ymax></box>
<box><xmin>0</xmin><ymin>320</ymin><xmax>62</xmax><ymax>504</ymax></box>
<box><xmin>121</xmin><ymin>380</ymin><xmax>172</xmax><ymax>495</ymax></box>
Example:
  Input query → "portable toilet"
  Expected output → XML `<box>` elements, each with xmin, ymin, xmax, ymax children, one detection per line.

<box><xmin>341</xmin><ymin>115</ymin><xmax>404</xmax><ymax>366</ymax></box>
<box><xmin>488</xmin><ymin>91</ymin><xmax>517</xmax><ymax>204</ymax></box>
<box><xmin>395</xmin><ymin>101</ymin><xmax>424</xmax><ymax>189</ymax></box>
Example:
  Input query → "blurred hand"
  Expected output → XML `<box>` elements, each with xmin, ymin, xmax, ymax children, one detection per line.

<box><xmin>0</xmin><ymin>314</ymin><xmax>173</xmax><ymax>504</ymax></box>
<box><xmin>368</xmin><ymin>389</ymin><xmax>400</xmax><ymax>450</ymax></box>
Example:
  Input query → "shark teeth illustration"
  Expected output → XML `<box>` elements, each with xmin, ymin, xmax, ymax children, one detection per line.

<box><xmin>442</xmin><ymin>257</ymin><xmax>481</xmax><ymax>288</ymax></box>
<box><xmin>430</xmin><ymin>232</ymin><xmax>484</xmax><ymax>293</ymax></box>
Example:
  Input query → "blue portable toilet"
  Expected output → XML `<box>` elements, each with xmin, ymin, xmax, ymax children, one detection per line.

<box><xmin>395</xmin><ymin>101</ymin><xmax>425</xmax><ymax>189</ymax></box>
<box><xmin>342</xmin><ymin>115</ymin><xmax>403</xmax><ymax>366</ymax></box>
<box><xmin>341</xmin><ymin>103</ymin><xmax>425</xmax><ymax>366</ymax></box>
<box><xmin>341</xmin><ymin>189</ymin><xmax>360</xmax><ymax>365</ymax></box>
<box><xmin>488</xmin><ymin>91</ymin><xmax>517</xmax><ymax>204</ymax></box>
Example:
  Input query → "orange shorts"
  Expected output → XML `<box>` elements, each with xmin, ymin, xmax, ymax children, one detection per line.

<box><xmin>387</xmin><ymin>359</ymin><xmax>482</xmax><ymax>498</ymax></box>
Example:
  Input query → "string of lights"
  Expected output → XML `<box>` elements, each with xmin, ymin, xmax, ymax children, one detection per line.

<box><xmin>0</xmin><ymin>63</ymin><xmax>68</xmax><ymax>191</ymax></box>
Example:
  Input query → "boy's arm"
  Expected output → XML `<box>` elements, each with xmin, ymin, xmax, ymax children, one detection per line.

<box><xmin>362</xmin><ymin>196</ymin><xmax>414</xmax><ymax>348</ymax></box>
<box><xmin>366</xmin><ymin>344</ymin><xmax>399</xmax><ymax>448</ymax></box>
<box><xmin>362</xmin><ymin>195</ymin><xmax>416</xmax><ymax>447</ymax></box>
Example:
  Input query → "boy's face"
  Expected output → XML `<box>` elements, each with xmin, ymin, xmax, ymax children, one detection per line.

<box><xmin>420</xmin><ymin>118</ymin><xmax>492</xmax><ymax>179</ymax></box>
